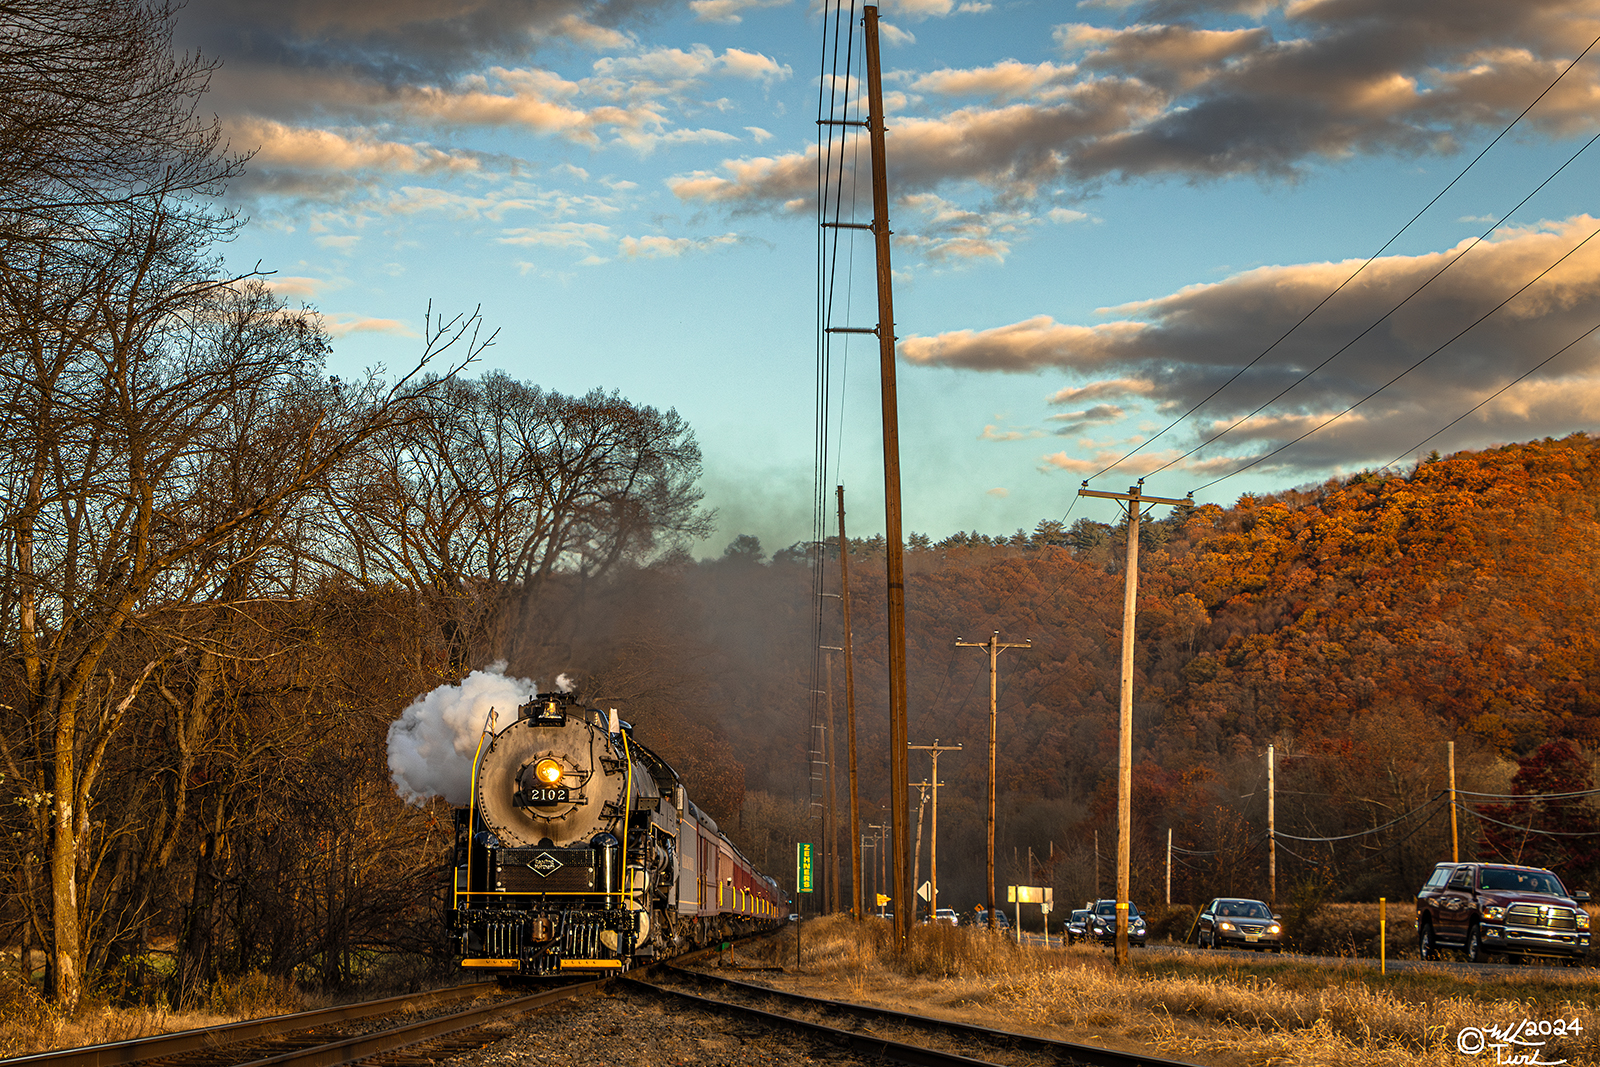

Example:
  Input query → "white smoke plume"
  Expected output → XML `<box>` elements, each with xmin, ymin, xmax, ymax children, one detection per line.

<box><xmin>387</xmin><ymin>663</ymin><xmax>537</xmax><ymax>806</ymax></box>
<box><xmin>556</xmin><ymin>672</ymin><xmax>576</xmax><ymax>693</ymax></box>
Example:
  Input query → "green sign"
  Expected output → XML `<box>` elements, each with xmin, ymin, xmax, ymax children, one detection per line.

<box><xmin>796</xmin><ymin>842</ymin><xmax>814</xmax><ymax>893</ymax></box>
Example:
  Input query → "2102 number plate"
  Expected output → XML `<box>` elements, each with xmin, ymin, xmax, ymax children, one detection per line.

<box><xmin>526</xmin><ymin>787</ymin><xmax>569</xmax><ymax>806</ymax></box>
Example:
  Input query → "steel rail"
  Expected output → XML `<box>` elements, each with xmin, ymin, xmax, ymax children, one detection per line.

<box><xmin>638</xmin><ymin>966</ymin><xmax>1205</xmax><ymax>1067</ymax></box>
<box><xmin>1</xmin><ymin>981</ymin><xmax>504</xmax><ymax>1067</ymax></box>
<box><xmin>622</xmin><ymin>977</ymin><xmax>1001</xmax><ymax>1067</ymax></box>
<box><xmin>229</xmin><ymin>980</ymin><xmax>606</xmax><ymax>1067</ymax></box>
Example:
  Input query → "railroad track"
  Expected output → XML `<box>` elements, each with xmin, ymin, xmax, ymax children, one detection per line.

<box><xmin>626</xmin><ymin>965</ymin><xmax>1204</xmax><ymax>1067</ymax></box>
<box><xmin>3</xmin><ymin>980</ymin><xmax>605</xmax><ymax>1067</ymax></box>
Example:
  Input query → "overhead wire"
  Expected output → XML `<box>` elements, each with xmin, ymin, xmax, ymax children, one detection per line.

<box><xmin>1169</xmin><ymin>128</ymin><xmax>1600</xmax><ymax>485</ymax></box>
<box><xmin>1384</xmin><ymin>319</ymin><xmax>1600</xmax><ymax>468</ymax></box>
<box><xmin>812</xmin><ymin>0</ymin><xmax>860</xmax><ymax>829</ymax></box>
<box><xmin>1193</xmin><ymin>211</ymin><xmax>1600</xmax><ymax>492</ymax></box>
<box><xmin>1082</xmin><ymin>29</ymin><xmax>1600</xmax><ymax>486</ymax></box>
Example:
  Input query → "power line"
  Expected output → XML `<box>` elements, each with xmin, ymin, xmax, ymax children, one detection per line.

<box><xmin>1084</xmin><ymin>29</ymin><xmax>1600</xmax><ymax>485</ymax></box>
<box><xmin>1193</xmin><ymin>213</ymin><xmax>1600</xmax><ymax>492</ymax></box>
<box><xmin>1167</xmin><ymin>129</ymin><xmax>1600</xmax><ymax>485</ymax></box>
<box><xmin>1384</xmin><ymin>318</ymin><xmax>1600</xmax><ymax>468</ymax></box>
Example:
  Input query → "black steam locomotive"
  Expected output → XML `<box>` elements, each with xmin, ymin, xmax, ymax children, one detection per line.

<box><xmin>449</xmin><ymin>690</ymin><xmax>783</xmax><ymax>975</ymax></box>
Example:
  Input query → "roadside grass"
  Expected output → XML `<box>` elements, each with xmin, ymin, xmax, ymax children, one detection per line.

<box><xmin>0</xmin><ymin>951</ymin><xmax>324</xmax><ymax>1059</ymax></box>
<box><xmin>752</xmin><ymin>915</ymin><xmax>1600</xmax><ymax>1067</ymax></box>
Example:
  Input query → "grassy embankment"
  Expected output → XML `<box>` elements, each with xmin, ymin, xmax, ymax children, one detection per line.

<box><xmin>743</xmin><ymin>914</ymin><xmax>1600</xmax><ymax>1067</ymax></box>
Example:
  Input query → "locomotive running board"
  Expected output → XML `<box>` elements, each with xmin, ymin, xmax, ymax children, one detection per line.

<box><xmin>559</xmin><ymin>959</ymin><xmax>625</xmax><ymax>969</ymax></box>
<box><xmin>462</xmin><ymin>959</ymin><xmax>521</xmax><ymax>967</ymax></box>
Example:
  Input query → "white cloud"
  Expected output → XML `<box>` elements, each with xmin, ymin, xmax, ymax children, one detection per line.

<box><xmin>618</xmin><ymin>232</ymin><xmax>743</xmax><ymax>257</ymax></box>
<box><xmin>689</xmin><ymin>0</ymin><xmax>791</xmax><ymax>23</ymax></box>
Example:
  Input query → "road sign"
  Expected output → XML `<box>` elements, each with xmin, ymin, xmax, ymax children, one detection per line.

<box><xmin>1007</xmin><ymin>885</ymin><xmax>1052</xmax><ymax>904</ymax></box>
<box><xmin>876</xmin><ymin>893</ymin><xmax>890</xmax><ymax>907</ymax></box>
<box><xmin>797</xmin><ymin>842</ymin><xmax>814</xmax><ymax>893</ymax></box>
<box><xmin>917</xmin><ymin>881</ymin><xmax>931</xmax><ymax>902</ymax></box>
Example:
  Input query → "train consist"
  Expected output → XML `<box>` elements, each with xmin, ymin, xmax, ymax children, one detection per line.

<box><xmin>449</xmin><ymin>690</ymin><xmax>783</xmax><ymax>975</ymax></box>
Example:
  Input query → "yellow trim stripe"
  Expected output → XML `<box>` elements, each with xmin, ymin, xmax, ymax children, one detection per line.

<box><xmin>559</xmin><ymin>958</ymin><xmax>625</xmax><ymax>969</ymax></box>
<box><xmin>462</xmin><ymin>959</ymin><xmax>521</xmax><ymax>968</ymax></box>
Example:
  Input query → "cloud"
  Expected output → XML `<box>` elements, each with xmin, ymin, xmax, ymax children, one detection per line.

<box><xmin>913</xmin><ymin>215</ymin><xmax>1600</xmax><ymax>474</ymax></box>
<box><xmin>318</xmin><ymin>312</ymin><xmax>417</xmax><ymax>337</ymax></box>
<box><xmin>672</xmin><ymin>3</ymin><xmax>1600</xmax><ymax>210</ymax></box>
<box><xmin>880</xmin><ymin>23</ymin><xmax>917</xmax><ymax>47</ymax></box>
<box><xmin>617</xmin><ymin>231</ymin><xmax>743</xmax><ymax>257</ymax></box>
<box><xmin>980</xmin><ymin>424</ymin><xmax>1044</xmax><ymax>441</ymax></box>
<box><xmin>263</xmin><ymin>275</ymin><xmax>325</xmax><ymax>297</ymax></box>
<box><xmin>1048</xmin><ymin>404</ymin><xmax>1126</xmax><ymax>435</ymax></box>
<box><xmin>986</xmin><ymin>486</ymin><xmax>1010</xmax><ymax>496</ymax></box>
<box><xmin>180</xmin><ymin>0</ymin><xmax>677</xmax><ymax>89</ymax></box>
<box><xmin>233</xmin><ymin>118</ymin><xmax>484</xmax><ymax>175</ymax></box>
<box><xmin>498</xmin><ymin>221</ymin><xmax>616</xmax><ymax>248</ymax></box>
<box><xmin>688</xmin><ymin>0</ymin><xmax>790</xmax><ymax>22</ymax></box>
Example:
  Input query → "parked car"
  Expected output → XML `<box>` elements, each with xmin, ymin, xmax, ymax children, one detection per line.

<box><xmin>1196</xmin><ymin>898</ymin><xmax>1283</xmax><ymax>952</ymax></box>
<box><xmin>933</xmin><ymin>908</ymin><xmax>959</xmax><ymax>926</ymax></box>
<box><xmin>1084</xmin><ymin>899</ymin><xmax>1147</xmax><ymax>947</ymax></box>
<box><xmin>1416</xmin><ymin>861</ymin><xmax>1591</xmax><ymax>963</ymax></box>
<box><xmin>1064</xmin><ymin>908</ymin><xmax>1091</xmax><ymax>945</ymax></box>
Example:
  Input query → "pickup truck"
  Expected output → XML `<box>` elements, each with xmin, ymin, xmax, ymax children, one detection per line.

<box><xmin>1416</xmin><ymin>861</ymin><xmax>1591</xmax><ymax>963</ymax></box>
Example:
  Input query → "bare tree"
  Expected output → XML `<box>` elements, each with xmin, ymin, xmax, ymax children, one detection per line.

<box><xmin>0</xmin><ymin>189</ymin><xmax>483</xmax><ymax>1006</ymax></box>
<box><xmin>327</xmin><ymin>372</ymin><xmax>712</xmax><ymax>672</ymax></box>
<box><xmin>0</xmin><ymin>0</ymin><xmax>237</xmax><ymax>246</ymax></box>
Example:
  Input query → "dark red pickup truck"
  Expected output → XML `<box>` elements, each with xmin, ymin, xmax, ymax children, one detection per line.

<box><xmin>1416</xmin><ymin>861</ymin><xmax>1591</xmax><ymax>963</ymax></box>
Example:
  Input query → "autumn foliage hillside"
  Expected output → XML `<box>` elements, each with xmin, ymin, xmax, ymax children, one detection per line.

<box><xmin>679</xmin><ymin>434</ymin><xmax>1600</xmax><ymax>913</ymax></box>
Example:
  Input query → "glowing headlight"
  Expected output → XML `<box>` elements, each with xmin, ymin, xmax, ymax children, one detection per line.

<box><xmin>1219</xmin><ymin>921</ymin><xmax>1236</xmax><ymax>932</ymax></box>
<box><xmin>1578</xmin><ymin>912</ymin><xmax>1591</xmax><ymax>930</ymax></box>
<box><xmin>1481</xmin><ymin>905</ymin><xmax>1505</xmax><ymax>922</ymax></box>
<box><xmin>534</xmin><ymin>757</ymin><xmax>564</xmax><ymax>785</ymax></box>
<box><xmin>1267</xmin><ymin>924</ymin><xmax>1281</xmax><ymax>935</ymax></box>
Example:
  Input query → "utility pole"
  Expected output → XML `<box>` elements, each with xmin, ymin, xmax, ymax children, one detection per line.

<box><xmin>911</xmin><ymin>784</ymin><xmax>928</xmax><ymax>920</ymax></box>
<box><xmin>1267</xmin><ymin>744</ymin><xmax>1276</xmax><ymax>907</ymax></box>
<box><xmin>1166</xmin><ymin>828</ymin><xmax>1172</xmax><ymax>908</ymax></box>
<box><xmin>1449</xmin><ymin>740</ymin><xmax>1459</xmax><ymax>863</ymax></box>
<box><xmin>1078</xmin><ymin>481</ymin><xmax>1191</xmax><ymax>965</ymax></box>
<box><xmin>825</xmin><ymin>654</ymin><xmax>840</xmax><ymax>914</ymax></box>
<box><xmin>868</xmin><ymin>822</ymin><xmax>889</xmax><ymax>914</ymax></box>
<box><xmin>837</xmin><ymin>487</ymin><xmax>862</xmax><ymax>920</ymax></box>
<box><xmin>909</xmin><ymin>740</ymin><xmax>960</xmax><ymax>917</ymax></box>
<box><xmin>859</xmin><ymin>4</ymin><xmax>913</xmax><ymax>952</ymax></box>
<box><xmin>956</xmin><ymin>632</ymin><xmax>1030</xmax><ymax>929</ymax></box>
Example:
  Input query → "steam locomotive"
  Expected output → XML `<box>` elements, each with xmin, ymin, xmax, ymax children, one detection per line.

<box><xmin>449</xmin><ymin>690</ymin><xmax>784</xmax><ymax>975</ymax></box>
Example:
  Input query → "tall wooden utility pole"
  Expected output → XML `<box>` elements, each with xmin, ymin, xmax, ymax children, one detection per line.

<box><xmin>825</xmin><ymin>655</ymin><xmax>840</xmax><ymax>913</ymax></box>
<box><xmin>1267</xmin><ymin>744</ymin><xmax>1276</xmax><ymax>907</ymax></box>
<box><xmin>909</xmin><ymin>740</ymin><xmax>960</xmax><ymax>918</ymax></box>
<box><xmin>1078</xmin><ymin>482</ymin><xmax>1190</xmax><ymax>965</ymax></box>
<box><xmin>1449</xmin><ymin>741</ymin><xmax>1459</xmax><ymax>863</ymax></box>
<box><xmin>836</xmin><ymin>487</ymin><xmax>862</xmax><ymax>919</ymax></box>
<box><xmin>956</xmin><ymin>632</ymin><xmax>1030</xmax><ymax>929</ymax></box>
<box><xmin>910</xmin><ymin>784</ymin><xmax>928</xmax><ymax>919</ymax></box>
<box><xmin>860</xmin><ymin>4</ymin><xmax>911</xmax><ymax>949</ymax></box>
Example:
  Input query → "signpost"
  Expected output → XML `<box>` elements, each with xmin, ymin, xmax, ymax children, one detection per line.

<box><xmin>1008</xmin><ymin>885</ymin><xmax>1053</xmax><ymax>944</ymax></box>
<box><xmin>797</xmin><ymin>842</ymin><xmax>814</xmax><ymax>966</ymax></box>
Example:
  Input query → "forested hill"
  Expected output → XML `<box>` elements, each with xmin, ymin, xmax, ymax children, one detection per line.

<box><xmin>667</xmin><ymin>433</ymin><xmax>1600</xmax><ymax>908</ymax></box>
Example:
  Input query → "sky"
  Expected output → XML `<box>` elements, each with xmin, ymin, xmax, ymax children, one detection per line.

<box><xmin>178</xmin><ymin>0</ymin><xmax>1600</xmax><ymax>555</ymax></box>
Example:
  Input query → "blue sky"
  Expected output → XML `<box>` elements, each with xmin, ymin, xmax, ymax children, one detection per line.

<box><xmin>181</xmin><ymin>0</ymin><xmax>1600</xmax><ymax>553</ymax></box>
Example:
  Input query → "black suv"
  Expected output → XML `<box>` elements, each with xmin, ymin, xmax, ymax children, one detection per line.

<box><xmin>1084</xmin><ymin>899</ymin><xmax>1147</xmax><ymax>947</ymax></box>
<box><xmin>1416</xmin><ymin>861</ymin><xmax>1591</xmax><ymax>963</ymax></box>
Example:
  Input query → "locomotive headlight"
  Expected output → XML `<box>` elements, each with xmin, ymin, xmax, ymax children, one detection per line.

<box><xmin>534</xmin><ymin>758</ymin><xmax>564</xmax><ymax>785</ymax></box>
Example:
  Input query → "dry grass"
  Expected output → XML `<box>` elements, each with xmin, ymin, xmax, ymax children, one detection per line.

<box><xmin>740</xmin><ymin>916</ymin><xmax>1600</xmax><ymax>1067</ymax></box>
<box><xmin>0</xmin><ymin>961</ymin><xmax>305</xmax><ymax>1059</ymax></box>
